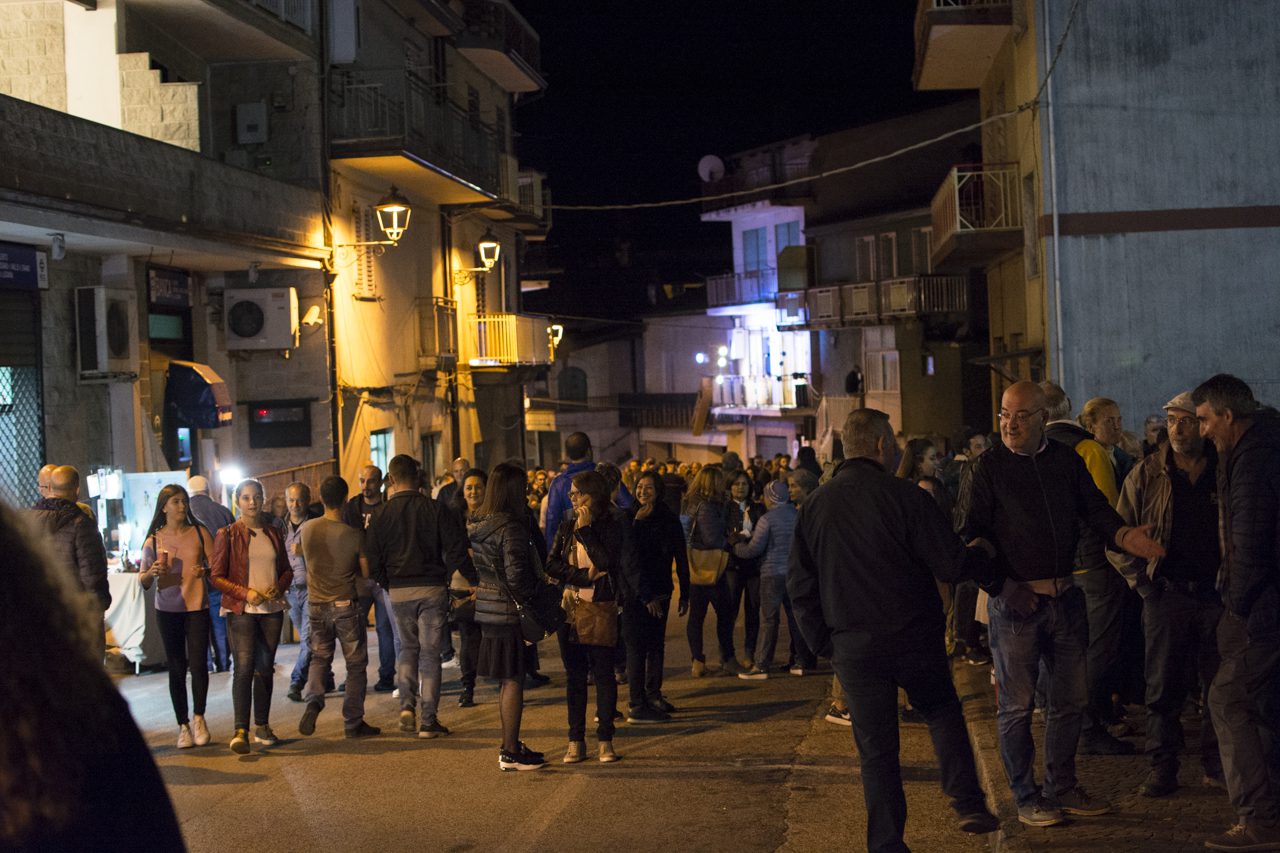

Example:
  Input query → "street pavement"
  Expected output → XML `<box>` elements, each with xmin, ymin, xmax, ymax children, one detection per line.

<box><xmin>117</xmin><ymin>615</ymin><xmax>988</xmax><ymax>853</ymax></box>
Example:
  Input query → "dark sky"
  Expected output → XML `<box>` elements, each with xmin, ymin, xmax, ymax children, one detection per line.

<box><xmin>514</xmin><ymin>2</ymin><xmax>959</xmax><ymax>318</ymax></box>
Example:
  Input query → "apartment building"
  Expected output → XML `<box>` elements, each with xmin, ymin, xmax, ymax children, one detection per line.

<box><xmin>914</xmin><ymin>0</ymin><xmax>1280</xmax><ymax>418</ymax></box>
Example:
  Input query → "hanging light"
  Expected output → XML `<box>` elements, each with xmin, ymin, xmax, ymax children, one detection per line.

<box><xmin>374</xmin><ymin>186</ymin><xmax>412</xmax><ymax>243</ymax></box>
<box><xmin>477</xmin><ymin>229</ymin><xmax>501</xmax><ymax>271</ymax></box>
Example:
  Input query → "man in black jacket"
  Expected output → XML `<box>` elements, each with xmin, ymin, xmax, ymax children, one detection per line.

<box><xmin>789</xmin><ymin>408</ymin><xmax>1002</xmax><ymax>853</ymax></box>
<box><xmin>364</xmin><ymin>454</ymin><xmax>474</xmax><ymax>739</ymax></box>
<box><xmin>30</xmin><ymin>465</ymin><xmax>110</xmax><ymax>614</ymax></box>
<box><xmin>1194</xmin><ymin>375</ymin><xmax>1280</xmax><ymax>852</ymax></box>
<box><xmin>958</xmin><ymin>381</ymin><xmax>1164</xmax><ymax>829</ymax></box>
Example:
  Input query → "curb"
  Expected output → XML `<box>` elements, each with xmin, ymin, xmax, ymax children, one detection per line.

<box><xmin>955</xmin><ymin>661</ymin><xmax>1035</xmax><ymax>853</ymax></box>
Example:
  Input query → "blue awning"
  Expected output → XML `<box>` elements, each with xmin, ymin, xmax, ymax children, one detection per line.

<box><xmin>166</xmin><ymin>361</ymin><xmax>233</xmax><ymax>428</ymax></box>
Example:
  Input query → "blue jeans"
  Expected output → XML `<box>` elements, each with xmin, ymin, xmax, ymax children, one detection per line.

<box><xmin>206</xmin><ymin>589</ymin><xmax>231</xmax><ymax>671</ymax></box>
<box><xmin>287</xmin><ymin>586</ymin><xmax>311</xmax><ymax>686</ymax></box>
<box><xmin>988</xmin><ymin>585</ymin><xmax>1088</xmax><ymax>805</ymax></box>
<box><xmin>392</xmin><ymin>587</ymin><xmax>449</xmax><ymax>724</ymax></box>
<box><xmin>755</xmin><ymin>574</ymin><xmax>790</xmax><ymax>671</ymax></box>
<box><xmin>226</xmin><ymin>611</ymin><xmax>284</xmax><ymax>730</ymax></box>
<box><xmin>304</xmin><ymin>601</ymin><xmax>369</xmax><ymax>730</ymax></box>
<box><xmin>360</xmin><ymin>583</ymin><xmax>400</xmax><ymax>682</ymax></box>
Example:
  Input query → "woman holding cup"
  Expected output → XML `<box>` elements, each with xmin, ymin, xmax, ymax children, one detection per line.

<box><xmin>139</xmin><ymin>484</ymin><xmax>216</xmax><ymax>749</ymax></box>
<box><xmin>210</xmin><ymin>478</ymin><xmax>293</xmax><ymax>755</ymax></box>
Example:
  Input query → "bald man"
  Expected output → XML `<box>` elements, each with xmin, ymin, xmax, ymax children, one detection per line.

<box><xmin>37</xmin><ymin>463</ymin><xmax>57</xmax><ymax>499</ymax></box>
<box><xmin>958</xmin><ymin>381</ymin><xmax>1164</xmax><ymax>827</ymax></box>
<box><xmin>435</xmin><ymin>457</ymin><xmax>471</xmax><ymax>508</ymax></box>
<box><xmin>30</xmin><ymin>465</ymin><xmax>110</xmax><ymax>613</ymax></box>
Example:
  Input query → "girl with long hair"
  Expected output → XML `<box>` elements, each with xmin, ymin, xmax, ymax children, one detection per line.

<box><xmin>138</xmin><ymin>484</ymin><xmax>216</xmax><ymax>749</ymax></box>
<box><xmin>451</xmin><ymin>467</ymin><xmax>488</xmax><ymax>708</ymax></box>
<box><xmin>209</xmin><ymin>478</ymin><xmax>292</xmax><ymax>755</ymax></box>
<box><xmin>725</xmin><ymin>469</ymin><xmax>764</xmax><ymax>671</ymax></box>
<box><xmin>683</xmin><ymin>466</ymin><xmax>741</xmax><ymax>677</ymax></box>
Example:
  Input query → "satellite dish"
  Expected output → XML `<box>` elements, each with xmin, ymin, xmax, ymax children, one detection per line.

<box><xmin>697</xmin><ymin>154</ymin><xmax>726</xmax><ymax>184</ymax></box>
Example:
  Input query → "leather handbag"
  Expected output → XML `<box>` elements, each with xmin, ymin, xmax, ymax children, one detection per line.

<box><xmin>687</xmin><ymin>515</ymin><xmax>728</xmax><ymax>586</ymax></box>
<box><xmin>573</xmin><ymin>597</ymin><xmax>619</xmax><ymax>646</ymax></box>
<box><xmin>494</xmin><ymin>541</ymin><xmax>566</xmax><ymax>644</ymax></box>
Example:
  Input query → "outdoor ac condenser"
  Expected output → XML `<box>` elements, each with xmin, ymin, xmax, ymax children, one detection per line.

<box><xmin>75</xmin><ymin>286</ymin><xmax>138</xmax><ymax>379</ymax></box>
<box><xmin>225</xmin><ymin>287</ymin><xmax>298</xmax><ymax>350</ymax></box>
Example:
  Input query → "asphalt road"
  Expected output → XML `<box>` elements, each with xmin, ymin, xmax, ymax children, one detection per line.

<box><xmin>118</xmin><ymin>616</ymin><xmax>991</xmax><ymax>853</ymax></box>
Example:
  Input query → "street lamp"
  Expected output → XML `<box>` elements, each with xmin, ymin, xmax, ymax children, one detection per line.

<box><xmin>373</xmin><ymin>187</ymin><xmax>412</xmax><ymax>243</ymax></box>
<box><xmin>453</xmin><ymin>230</ymin><xmax>504</xmax><ymax>288</ymax></box>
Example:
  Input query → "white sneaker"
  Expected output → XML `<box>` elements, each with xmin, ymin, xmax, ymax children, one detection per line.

<box><xmin>177</xmin><ymin>724</ymin><xmax>194</xmax><ymax>749</ymax></box>
<box><xmin>392</xmin><ymin>688</ymin><xmax>400</xmax><ymax>698</ymax></box>
<box><xmin>191</xmin><ymin>715</ymin><xmax>211</xmax><ymax>746</ymax></box>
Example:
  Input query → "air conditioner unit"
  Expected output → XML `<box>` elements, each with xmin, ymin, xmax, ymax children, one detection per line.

<box><xmin>225</xmin><ymin>287</ymin><xmax>298</xmax><ymax>350</ymax></box>
<box><xmin>75</xmin><ymin>286</ymin><xmax>138</xmax><ymax>379</ymax></box>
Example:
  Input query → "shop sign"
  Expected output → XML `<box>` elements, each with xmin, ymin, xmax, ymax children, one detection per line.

<box><xmin>0</xmin><ymin>242</ymin><xmax>49</xmax><ymax>290</ymax></box>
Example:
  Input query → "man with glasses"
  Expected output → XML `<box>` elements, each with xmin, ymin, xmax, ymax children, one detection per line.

<box><xmin>1108</xmin><ymin>392</ymin><xmax>1223</xmax><ymax>799</ymax></box>
<box><xmin>958</xmin><ymin>381</ymin><xmax>1165</xmax><ymax>827</ymax></box>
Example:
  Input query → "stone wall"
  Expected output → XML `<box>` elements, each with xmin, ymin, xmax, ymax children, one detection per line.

<box><xmin>0</xmin><ymin>1</ymin><xmax>66</xmax><ymax>111</ymax></box>
<box><xmin>118</xmin><ymin>52</ymin><xmax>200</xmax><ymax>152</ymax></box>
<box><xmin>208</xmin><ymin>61</ymin><xmax>324</xmax><ymax>189</ymax></box>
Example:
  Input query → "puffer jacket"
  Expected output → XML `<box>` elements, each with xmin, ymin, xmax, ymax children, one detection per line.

<box><xmin>1045</xmin><ymin>420</ymin><xmax>1117</xmax><ymax>574</ymax></box>
<box><xmin>29</xmin><ymin>497</ymin><xmax>110</xmax><ymax>610</ymax></box>
<box><xmin>733</xmin><ymin>501</ymin><xmax>797</xmax><ymax>578</ymax></box>
<box><xmin>468</xmin><ymin>512</ymin><xmax>542</xmax><ymax>626</ymax></box>
<box><xmin>546</xmin><ymin>506</ymin><xmax>637</xmax><ymax>604</ymax></box>
<box><xmin>208</xmin><ymin>521</ymin><xmax>293</xmax><ymax>615</ymax></box>
<box><xmin>1218</xmin><ymin>409</ymin><xmax>1280</xmax><ymax>627</ymax></box>
<box><xmin>685</xmin><ymin>496</ymin><xmax>729</xmax><ymax>550</ymax></box>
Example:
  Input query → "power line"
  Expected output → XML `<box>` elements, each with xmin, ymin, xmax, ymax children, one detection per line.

<box><xmin>546</xmin><ymin>2</ymin><xmax>1088</xmax><ymax>214</ymax></box>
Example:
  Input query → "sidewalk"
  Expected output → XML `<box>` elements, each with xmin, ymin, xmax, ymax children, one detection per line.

<box><xmin>954</xmin><ymin>663</ymin><xmax>1236</xmax><ymax>853</ymax></box>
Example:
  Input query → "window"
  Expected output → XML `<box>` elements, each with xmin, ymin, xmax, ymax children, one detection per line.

<box><xmin>352</xmin><ymin>203</ymin><xmax>377</xmax><ymax>300</ymax></box>
<box><xmin>877</xmin><ymin>233</ymin><xmax>897</xmax><ymax>279</ymax></box>
<box><xmin>742</xmin><ymin>227</ymin><xmax>767</xmax><ymax>272</ymax></box>
<box><xmin>910</xmin><ymin>228</ymin><xmax>932</xmax><ymax>275</ymax></box>
<box><xmin>775</xmin><ymin>220</ymin><xmax>801</xmax><ymax>254</ymax></box>
<box><xmin>854</xmin><ymin>235</ymin><xmax>876</xmax><ymax>283</ymax></box>
<box><xmin>421</xmin><ymin>432</ymin><xmax>441</xmax><ymax>481</ymax></box>
<box><xmin>863</xmin><ymin>326</ymin><xmax>900</xmax><ymax>392</ymax></box>
<box><xmin>370</xmin><ymin>429</ymin><xmax>394</xmax><ymax>474</ymax></box>
<box><xmin>557</xmin><ymin>366</ymin><xmax>588</xmax><ymax>402</ymax></box>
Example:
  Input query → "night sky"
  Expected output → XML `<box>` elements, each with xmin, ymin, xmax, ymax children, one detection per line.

<box><xmin>514</xmin><ymin>2</ymin><xmax>962</xmax><ymax>319</ymax></box>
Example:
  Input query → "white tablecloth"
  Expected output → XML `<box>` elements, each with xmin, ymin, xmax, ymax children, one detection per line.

<box><xmin>105</xmin><ymin>573</ymin><xmax>166</xmax><ymax>667</ymax></box>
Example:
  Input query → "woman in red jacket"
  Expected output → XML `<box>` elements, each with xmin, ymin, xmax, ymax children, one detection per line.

<box><xmin>210</xmin><ymin>478</ymin><xmax>292</xmax><ymax>754</ymax></box>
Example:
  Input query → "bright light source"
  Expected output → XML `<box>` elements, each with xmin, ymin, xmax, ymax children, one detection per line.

<box><xmin>717</xmin><ymin>356</ymin><xmax>728</xmax><ymax>368</ymax></box>
<box><xmin>694</xmin><ymin>352</ymin><xmax>707</xmax><ymax>364</ymax></box>
<box><xmin>477</xmin><ymin>230</ymin><xmax>501</xmax><ymax>271</ymax></box>
<box><xmin>717</xmin><ymin>345</ymin><xmax>729</xmax><ymax>357</ymax></box>
<box><xmin>219</xmin><ymin>465</ymin><xmax>244</xmax><ymax>492</ymax></box>
<box><xmin>714</xmin><ymin>375</ymin><xmax>724</xmax><ymax>385</ymax></box>
<box><xmin>374</xmin><ymin>186</ymin><xmax>412</xmax><ymax>243</ymax></box>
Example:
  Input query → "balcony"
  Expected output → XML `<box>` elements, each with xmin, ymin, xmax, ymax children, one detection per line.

<box><xmin>701</xmin><ymin>158</ymin><xmax>814</xmax><ymax>218</ymax></box>
<box><xmin>328</xmin><ymin>69</ymin><xmax>501</xmax><ymax>205</ymax></box>
<box><xmin>456</xmin><ymin>0</ymin><xmax>546</xmax><ymax>94</ymax></box>
<box><xmin>618</xmin><ymin>393</ymin><xmax>699</xmax><ymax>431</ymax></box>
<box><xmin>706</xmin><ymin>268</ymin><xmax>778</xmax><ymax>310</ymax></box>
<box><xmin>881</xmin><ymin>274</ymin><xmax>970</xmax><ymax>316</ymax></box>
<box><xmin>483</xmin><ymin>167</ymin><xmax>552</xmax><ymax>236</ymax></box>
<box><xmin>913</xmin><ymin>0</ymin><xmax>1013</xmax><ymax>91</ymax></box>
<box><xmin>930</xmin><ymin>163</ymin><xmax>1023</xmax><ymax>270</ymax></box>
<box><xmin>713</xmin><ymin>374</ymin><xmax>812</xmax><ymax>413</ymax></box>
<box><xmin>783</xmin><ymin>276</ymin><xmax>969</xmax><ymax>329</ymax></box>
<box><xmin>468</xmin><ymin>312</ymin><xmax>552</xmax><ymax>367</ymax></box>
<box><xmin>125</xmin><ymin>0</ymin><xmax>318</xmax><ymax>61</ymax></box>
<box><xmin>417</xmin><ymin>297</ymin><xmax>458</xmax><ymax>371</ymax></box>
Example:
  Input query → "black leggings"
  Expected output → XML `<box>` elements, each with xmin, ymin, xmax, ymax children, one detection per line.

<box><xmin>156</xmin><ymin>609</ymin><xmax>211</xmax><ymax>725</ymax></box>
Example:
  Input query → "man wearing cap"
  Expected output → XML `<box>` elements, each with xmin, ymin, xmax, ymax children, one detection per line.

<box><xmin>733</xmin><ymin>479</ymin><xmax>798</xmax><ymax>679</ymax></box>
<box><xmin>1109</xmin><ymin>392</ymin><xmax>1224</xmax><ymax>798</ymax></box>
<box><xmin>188</xmin><ymin>475</ymin><xmax>236</xmax><ymax>672</ymax></box>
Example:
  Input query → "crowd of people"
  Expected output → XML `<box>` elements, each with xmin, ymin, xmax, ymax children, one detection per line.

<box><xmin>7</xmin><ymin>371</ymin><xmax>1280</xmax><ymax>853</ymax></box>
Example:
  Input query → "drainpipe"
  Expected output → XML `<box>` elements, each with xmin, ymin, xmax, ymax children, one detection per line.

<box><xmin>1042</xmin><ymin>0</ymin><xmax>1065</xmax><ymax>385</ymax></box>
<box><xmin>442</xmin><ymin>211</ymin><xmax>462</xmax><ymax>459</ymax></box>
<box><xmin>318</xmin><ymin>0</ymin><xmax>342</xmax><ymax>473</ymax></box>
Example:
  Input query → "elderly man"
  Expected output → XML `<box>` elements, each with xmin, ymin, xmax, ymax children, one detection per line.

<box><xmin>30</xmin><ymin>465</ymin><xmax>110</xmax><ymax>615</ymax></box>
<box><xmin>435</xmin><ymin>457</ymin><xmax>471</xmax><ymax>508</ymax></box>
<box><xmin>188</xmin><ymin>475</ymin><xmax>235</xmax><ymax>671</ymax></box>
<box><xmin>1193</xmin><ymin>375</ymin><xmax>1280</xmax><ymax>852</ymax></box>
<box><xmin>284</xmin><ymin>482</ymin><xmax>325</xmax><ymax>702</ymax></box>
<box><xmin>958</xmin><ymin>381</ymin><xmax>1164</xmax><ymax>827</ymax></box>
<box><xmin>790</xmin><ymin>409</ymin><xmax>1003</xmax><ymax>852</ymax></box>
<box><xmin>1109</xmin><ymin>391</ymin><xmax>1223</xmax><ymax>798</ymax></box>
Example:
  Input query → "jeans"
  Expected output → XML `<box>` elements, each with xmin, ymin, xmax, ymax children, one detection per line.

<box><xmin>391</xmin><ymin>588</ymin><xmax>449</xmax><ymax>724</ymax></box>
<box><xmin>948</xmin><ymin>580</ymin><xmax>981</xmax><ymax>652</ymax></box>
<box><xmin>686</xmin><ymin>573</ymin><xmax>735</xmax><ymax>664</ymax></box>
<box><xmin>755</xmin><ymin>574</ymin><xmax>790</xmax><ymax>671</ymax></box>
<box><xmin>1209</xmin><ymin>609</ymin><xmax>1280</xmax><ymax>826</ymax></box>
<box><xmin>226</xmin><ymin>610</ymin><xmax>284</xmax><ymax>730</ymax></box>
<box><xmin>156</xmin><ymin>609</ymin><xmax>210</xmax><ymax>725</ymax></box>
<box><xmin>304</xmin><ymin>601</ymin><xmax>369</xmax><ymax>730</ymax></box>
<box><xmin>206</xmin><ymin>589</ymin><xmax>231</xmax><ymax>671</ymax></box>
<box><xmin>622</xmin><ymin>599</ymin><xmax>668</xmax><ymax>708</ymax></box>
<box><xmin>832</xmin><ymin>627</ymin><xmax>989</xmax><ymax>853</ymax></box>
<box><xmin>286</xmin><ymin>585</ymin><xmax>311</xmax><ymax>687</ymax></box>
<box><xmin>558</xmin><ymin>625</ymin><xmax>617</xmax><ymax>741</ymax></box>
<box><xmin>1143</xmin><ymin>586</ymin><xmax>1222</xmax><ymax>775</ymax></box>
<box><xmin>359</xmin><ymin>582</ymin><xmax>400</xmax><ymax>683</ymax></box>
<box><xmin>457</xmin><ymin>618</ymin><xmax>481</xmax><ymax>691</ymax></box>
<box><xmin>727</xmin><ymin>567</ymin><xmax>760</xmax><ymax>663</ymax></box>
<box><xmin>1078</xmin><ymin>567</ymin><xmax>1128</xmax><ymax>732</ymax></box>
<box><xmin>988</xmin><ymin>586</ymin><xmax>1089</xmax><ymax>805</ymax></box>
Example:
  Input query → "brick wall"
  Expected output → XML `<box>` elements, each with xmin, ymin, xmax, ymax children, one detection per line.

<box><xmin>208</xmin><ymin>62</ymin><xmax>324</xmax><ymax>190</ymax></box>
<box><xmin>0</xmin><ymin>1</ymin><xmax>66</xmax><ymax>111</ymax></box>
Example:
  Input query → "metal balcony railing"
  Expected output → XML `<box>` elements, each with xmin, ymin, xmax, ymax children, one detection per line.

<box><xmin>517</xmin><ymin>172</ymin><xmax>552</xmax><ymax>230</ymax></box>
<box><xmin>931</xmin><ymin>163</ymin><xmax>1022</xmax><ymax>244</ymax></box>
<box><xmin>617</xmin><ymin>393</ymin><xmax>699</xmax><ymax>430</ymax></box>
<box><xmin>841</xmin><ymin>283</ymin><xmax>878</xmax><ymax>322</ymax></box>
<box><xmin>702</xmin><ymin>158</ymin><xmax>814</xmax><ymax>213</ymax></box>
<box><xmin>462</xmin><ymin>0</ymin><xmax>542</xmax><ymax>75</ymax></box>
<box><xmin>706</xmin><ymin>268</ymin><xmax>778</xmax><ymax>308</ymax></box>
<box><xmin>469</xmin><ymin>312</ymin><xmax>551</xmax><ymax>366</ymax></box>
<box><xmin>328</xmin><ymin>69</ymin><xmax>501</xmax><ymax>197</ymax></box>
<box><xmin>713</xmin><ymin>373</ymin><xmax>811</xmax><ymax>410</ymax></box>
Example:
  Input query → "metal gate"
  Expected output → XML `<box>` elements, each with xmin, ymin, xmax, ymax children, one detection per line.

<box><xmin>0</xmin><ymin>290</ymin><xmax>44</xmax><ymax>508</ymax></box>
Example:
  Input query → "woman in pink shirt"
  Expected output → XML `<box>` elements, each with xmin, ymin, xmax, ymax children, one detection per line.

<box><xmin>139</xmin><ymin>484</ymin><xmax>216</xmax><ymax>749</ymax></box>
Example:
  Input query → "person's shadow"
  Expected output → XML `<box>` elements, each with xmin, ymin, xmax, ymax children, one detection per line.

<box><xmin>160</xmin><ymin>765</ymin><xmax>268</xmax><ymax>786</ymax></box>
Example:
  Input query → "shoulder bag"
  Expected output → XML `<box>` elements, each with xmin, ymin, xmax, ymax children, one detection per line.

<box><xmin>687</xmin><ymin>512</ymin><xmax>728</xmax><ymax>587</ymax></box>
<box><xmin>494</xmin><ymin>536</ymin><xmax>566</xmax><ymax>644</ymax></box>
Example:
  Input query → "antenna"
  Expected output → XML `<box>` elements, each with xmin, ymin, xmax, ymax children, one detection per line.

<box><xmin>697</xmin><ymin>154</ymin><xmax>726</xmax><ymax>184</ymax></box>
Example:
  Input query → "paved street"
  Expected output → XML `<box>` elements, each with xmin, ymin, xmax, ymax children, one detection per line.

<box><xmin>117</xmin><ymin>617</ymin><xmax>986</xmax><ymax>853</ymax></box>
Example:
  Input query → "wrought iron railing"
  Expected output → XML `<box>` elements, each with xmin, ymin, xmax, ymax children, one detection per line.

<box><xmin>329</xmin><ymin>69</ymin><xmax>501</xmax><ymax>196</ymax></box>
<box><xmin>470</xmin><ymin>312</ymin><xmax>551</xmax><ymax>366</ymax></box>
<box><xmin>706</xmin><ymin>268</ymin><xmax>779</xmax><ymax>308</ymax></box>
<box><xmin>462</xmin><ymin>0</ymin><xmax>542</xmax><ymax>75</ymax></box>
<box><xmin>617</xmin><ymin>393</ymin><xmax>698</xmax><ymax>430</ymax></box>
<box><xmin>252</xmin><ymin>0</ymin><xmax>313</xmax><ymax>32</ymax></box>
<box><xmin>931</xmin><ymin>163</ymin><xmax>1022</xmax><ymax>246</ymax></box>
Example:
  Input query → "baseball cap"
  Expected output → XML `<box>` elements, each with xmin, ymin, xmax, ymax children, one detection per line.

<box><xmin>1162</xmin><ymin>391</ymin><xmax>1196</xmax><ymax>415</ymax></box>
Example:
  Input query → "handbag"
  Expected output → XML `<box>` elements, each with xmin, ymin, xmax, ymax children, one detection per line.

<box><xmin>494</xmin><ymin>539</ymin><xmax>566</xmax><ymax>644</ymax></box>
<box><xmin>573</xmin><ymin>596</ymin><xmax>619</xmax><ymax>646</ymax></box>
<box><xmin>687</xmin><ymin>513</ymin><xmax>729</xmax><ymax>587</ymax></box>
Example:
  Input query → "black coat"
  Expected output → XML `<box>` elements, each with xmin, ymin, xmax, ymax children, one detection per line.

<box><xmin>630</xmin><ymin>501</ymin><xmax>690</xmax><ymax>603</ymax></box>
<box><xmin>546</xmin><ymin>506</ymin><xmax>638</xmax><ymax>604</ymax></box>
<box><xmin>727</xmin><ymin>499</ymin><xmax>766</xmax><ymax>576</ymax></box>
<box><xmin>30</xmin><ymin>498</ymin><xmax>110</xmax><ymax>611</ymax></box>
<box><xmin>1219</xmin><ymin>410</ymin><xmax>1280</xmax><ymax>626</ymax></box>
<box><xmin>468</xmin><ymin>512</ymin><xmax>542</xmax><ymax>625</ymax></box>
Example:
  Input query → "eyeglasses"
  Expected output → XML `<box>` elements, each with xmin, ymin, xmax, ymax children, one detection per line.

<box><xmin>1167</xmin><ymin>415</ymin><xmax>1198</xmax><ymax>429</ymax></box>
<box><xmin>998</xmin><ymin>409</ymin><xmax>1044</xmax><ymax>425</ymax></box>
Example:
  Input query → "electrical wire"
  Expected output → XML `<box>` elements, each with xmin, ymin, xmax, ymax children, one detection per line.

<box><xmin>545</xmin><ymin>0</ymin><xmax>1088</xmax><ymax>214</ymax></box>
